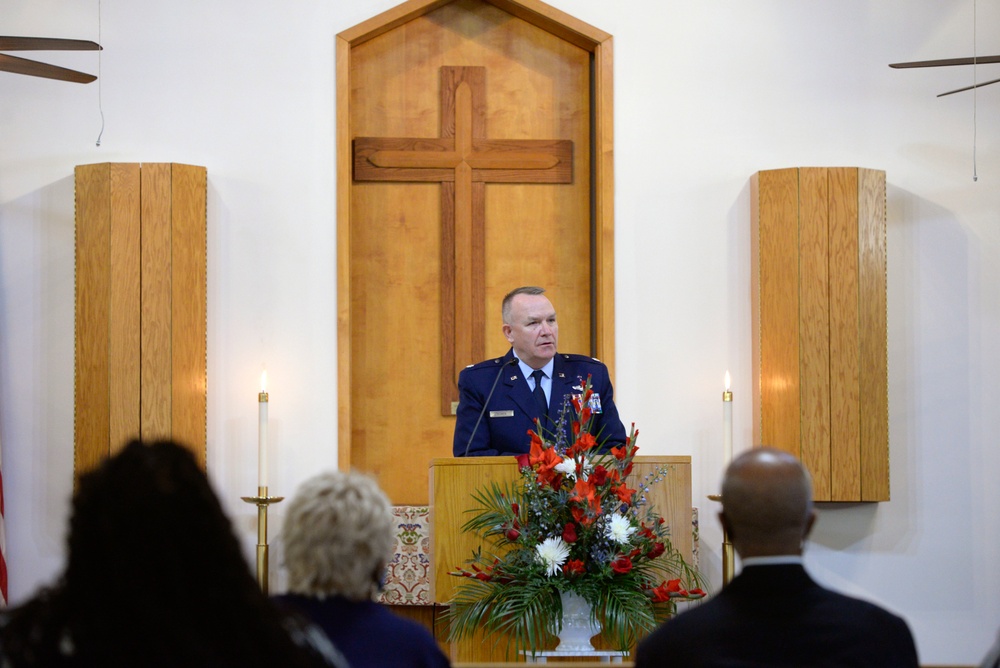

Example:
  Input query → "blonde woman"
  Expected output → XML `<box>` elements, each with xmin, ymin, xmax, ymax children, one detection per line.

<box><xmin>275</xmin><ymin>471</ymin><xmax>449</xmax><ymax>668</ymax></box>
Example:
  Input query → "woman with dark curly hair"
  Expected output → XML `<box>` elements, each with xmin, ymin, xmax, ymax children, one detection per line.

<box><xmin>0</xmin><ymin>439</ymin><xmax>348</xmax><ymax>668</ymax></box>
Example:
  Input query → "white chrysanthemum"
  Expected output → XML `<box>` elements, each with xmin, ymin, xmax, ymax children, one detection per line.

<box><xmin>535</xmin><ymin>537</ymin><xmax>571</xmax><ymax>576</ymax></box>
<box><xmin>554</xmin><ymin>456</ymin><xmax>576</xmax><ymax>478</ymax></box>
<box><xmin>606</xmin><ymin>513</ymin><xmax>637</xmax><ymax>544</ymax></box>
<box><xmin>554</xmin><ymin>456</ymin><xmax>593</xmax><ymax>480</ymax></box>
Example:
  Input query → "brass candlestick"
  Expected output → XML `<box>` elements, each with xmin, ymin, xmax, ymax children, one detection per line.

<box><xmin>708</xmin><ymin>494</ymin><xmax>735</xmax><ymax>586</ymax></box>
<box><xmin>241</xmin><ymin>486</ymin><xmax>284</xmax><ymax>594</ymax></box>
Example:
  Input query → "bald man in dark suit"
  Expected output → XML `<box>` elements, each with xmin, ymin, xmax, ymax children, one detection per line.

<box><xmin>635</xmin><ymin>448</ymin><xmax>919</xmax><ymax>668</ymax></box>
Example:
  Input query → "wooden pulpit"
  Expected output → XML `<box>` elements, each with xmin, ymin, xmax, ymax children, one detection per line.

<box><xmin>428</xmin><ymin>456</ymin><xmax>694</xmax><ymax>661</ymax></box>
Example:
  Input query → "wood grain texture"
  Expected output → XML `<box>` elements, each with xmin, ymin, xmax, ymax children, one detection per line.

<box><xmin>797</xmin><ymin>168</ymin><xmax>831</xmax><ymax>500</ymax></box>
<box><xmin>338</xmin><ymin>0</ymin><xmax>611</xmax><ymax>51</ymax></box>
<box><xmin>354</xmin><ymin>65</ymin><xmax>571</xmax><ymax>416</ymax></box>
<box><xmin>170</xmin><ymin>164</ymin><xmax>208</xmax><ymax>466</ymax></box>
<box><xmin>488</xmin><ymin>0</ymin><xmax>612</xmax><ymax>50</ymax></box>
<box><xmin>354</xmin><ymin>138</ymin><xmax>573</xmax><ymax>182</ymax></box>
<box><xmin>140</xmin><ymin>164</ymin><xmax>172</xmax><ymax>442</ymax></box>
<box><xmin>108</xmin><ymin>163</ymin><xmax>141</xmax><ymax>455</ymax></box>
<box><xmin>828</xmin><ymin>168</ymin><xmax>861</xmax><ymax>501</ymax></box>
<box><xmin>755</xmin><ymin>168</ymin><xmax>801</xmax><ymax>458</ymax></box>
<box><xmin>593</xmin><ymin>37</ymin><xmax>614</xmax><ymax>369</ymax></box>
<box><xmin>336</xmin><ymin>0</ymin><xmax>454</xmax><ymax>45</ymax></box>
<box><xmin>341</xmin><ymin>0</ymin><xmax>605</xmax><ymax>506</ymax></box>
<box><xmin>336</xmin><ymin>35</ymin><xmax>354</xmax><ymax>474</ymax></box>
<box><xmin>75</xmin><ymin>164</ymin><xmax>113</xmax><ymax>479</ymax></box>
<box><xmin>75</xmin><ymin>163</ymin><xmax>207</xmax><ymax>478</ymax></box>
<box><xmin>751</xmin><ymin>167</ymin><xmax>887</xmax><ymax>502</ymax></box>
<box><xmin>858</xmin><ymin>168</ymin><xmax>889</xmax><ymax>501</ymax></box>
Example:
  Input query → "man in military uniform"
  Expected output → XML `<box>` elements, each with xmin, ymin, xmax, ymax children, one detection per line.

<box><xmin>453</xmin><ymin>286</ymin><xmax>627</xmax><ymax>457</ymax></box>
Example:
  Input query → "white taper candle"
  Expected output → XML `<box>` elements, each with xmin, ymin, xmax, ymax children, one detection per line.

<box><xmin>259</xmin><ymin>371</ymin><xmax>269</xmax><ymax>488</ymax></box>
<box><xmin>723</xmin><ymin>371</ymin><xmax>733</xmax><ymax>465</ymax></box>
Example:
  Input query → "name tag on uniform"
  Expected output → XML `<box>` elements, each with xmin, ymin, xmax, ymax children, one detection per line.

<box><xmin>489</xmin><ymin>410</ymin><xmax>514</xmax><ymax>418</ymax></box>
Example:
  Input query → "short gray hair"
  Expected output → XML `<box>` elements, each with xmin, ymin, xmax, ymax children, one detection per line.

<box><xmin>501</xmin><ymin>286</ymin><xmax>546</xmax><ymax>323</ymax></box>
<box><xmin>281</xmin><ymin>471</ymin><xmax>394</xmax><ymax>600</ymax></box>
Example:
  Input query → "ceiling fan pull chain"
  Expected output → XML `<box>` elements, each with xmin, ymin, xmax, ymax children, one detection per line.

<box><xmin>95</xmin><ymin>0</ymin><xmax>105</xmax><ymax>147</ymax></box>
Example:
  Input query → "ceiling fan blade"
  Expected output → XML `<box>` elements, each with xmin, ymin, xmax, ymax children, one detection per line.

<box><xmin>937</xmin><ymin>76</ymin><xmax>1000</xmax><ymax>97</ymax></box>
<box><xmin>0</xmin><ymin>53</ymin><xmax>96</xmax><ymax>83</ymax></box>
<box><xmin>890</xmin><ymin>55</ymin><xmax>1000</xmax><ymax>68</ymax></box>
<box><xmin>0</xmin><ymin>36</ymin><xmax>101</xmax><ymax>51</ymax></box>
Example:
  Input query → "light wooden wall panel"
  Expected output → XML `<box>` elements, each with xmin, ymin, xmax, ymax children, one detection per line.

<box><xmin>828</xmin><ymin>168</ymin><xmax>862</xmax><ymax>500</ymax></box>
<box><xmin>107</xmin><ymin>163</ymin><xmax>142</xmax><ymax>453</ymax></box>
<box><xmin>170</xmin><ymin>165</ymin><xmax>209</xmax><ymax>453</ymax></box>
<box><xmin>751</xmin><ymin>167</ymin><xmax>888</xmax><ymax>502</ymax></box>
<box><xmin>140</xmin><ymin>163</ymin><xmax>173</xmax><ymax>442</ymax></box>
<box><xmin>75</xmin><ymin>162</ymin><xmax>207</xmax><ymax>478</ymax></box>
<box><xmin>75</xmin><ymin>165</ymin><xmax>113</xmax><ymax>475</ymax></box>
<box><xmin>752</xmin><ymin>168</ymin><xmax>801</xmax><ymax>458</ymax></box>
<box><xmin>798</xmin><ymin>168</ymin><xmax>831</xmax><ymax>500</ymax></box>
<box><xmin>858</xmin><ymin>168</ymin><xmax>889</xmax><ymax>501</ymax></box>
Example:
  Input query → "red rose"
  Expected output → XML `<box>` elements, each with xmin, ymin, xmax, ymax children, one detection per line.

<box><xmin>505</xmin><ymin>527</ymin><xmax>521</xmax><ymax>542</ymax></box>
<box><xmin>562</xmin><ymin>522</ymin><xmax>578</xmax><ymax>543</ymax></box>
<box><xmin>611</xmin><ymin>555</ymin><xmax>633</xmax><ymax>574</ymax></box>
<box><xmin>588</xmin><ymin>465</ymin><xmax>608</xmax><ymax>486</ymax></box>
<box><xmin>647</xmin><ymin>542</ymin><xmax>665</xmax><ymax>559</ymax></box>
<box><xmin>514</xmin><ymin>453</ymin><xmax>530</xmax><ymax>470</ymax></box>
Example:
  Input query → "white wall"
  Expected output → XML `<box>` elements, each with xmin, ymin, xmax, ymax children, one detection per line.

<box><xmin>2</xmin><ymin>0</ymin><xmax>998</xmax><ymax>663</ymax></box>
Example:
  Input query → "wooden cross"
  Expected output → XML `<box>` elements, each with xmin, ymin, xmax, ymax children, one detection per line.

<box><xmin>353</xmin><ymin>66</ymin><xmax>573</xmax><ymax>416</ymax></box>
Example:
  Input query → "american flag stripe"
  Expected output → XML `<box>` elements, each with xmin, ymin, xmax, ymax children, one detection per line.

<box><xmin>0</xmin><ymin>442</ymin><xmax>7</xmax><ymax>607</ymax></box>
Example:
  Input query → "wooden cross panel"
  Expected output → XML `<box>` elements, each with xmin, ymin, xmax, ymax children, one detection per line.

<box><xmin>338</xmin><ymin>0</ymin><xmax>615</xmax><ymax>507</ymax></box>
<box><xmin>354</xmin><ymin>66</ymin><xmax>572</xmax><ymax>415</ymax></box>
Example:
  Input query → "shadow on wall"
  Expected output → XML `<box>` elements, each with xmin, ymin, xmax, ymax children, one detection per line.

<box><xmin>0</xmin><ymin>174</ymin><xmax>77</xmax><ymax>603</ymax></box>
<box><xmin>808</xmin><ymin>184</ymin><xmax>978</xmax><ymax>600</ymax></box>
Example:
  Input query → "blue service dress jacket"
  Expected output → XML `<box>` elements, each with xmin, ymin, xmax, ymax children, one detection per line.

<box><xmin>273</xmin><ymin>594</ymin><xmax>449</xmax><ymax>668</ymax></box>
<box><xmin>453</xmin><ymin>349</ymin><xmax>627</xmax><ymax>457</ymax></box>
<box><xmin>634</xmin><ymin>563</ymin><xmax>919</xmax><ymax>668</ymax></box>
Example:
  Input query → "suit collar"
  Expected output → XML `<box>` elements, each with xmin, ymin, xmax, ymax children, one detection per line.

<box><xmin>728</xmin><ymin>562</ymin><xmax>817</xmax><ymax>594</ymax></box>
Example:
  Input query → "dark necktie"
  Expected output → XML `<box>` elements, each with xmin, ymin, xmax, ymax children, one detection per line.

<box><xmin>531</xmin><ymin>369</ymin><xmax>548</xmax><ymax>417</ymax></box>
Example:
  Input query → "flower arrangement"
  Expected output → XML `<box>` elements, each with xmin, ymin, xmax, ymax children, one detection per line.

<box><xmin>445</xmin><ymin>376</ymin><xmax>705</xmax><ymax>654</ymax></box>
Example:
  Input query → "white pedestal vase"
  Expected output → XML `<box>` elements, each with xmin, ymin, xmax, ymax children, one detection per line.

<box><xmin>553</xmin><ymin>591</ymin><xmax>601</xmax><ymax>652</ymax></box>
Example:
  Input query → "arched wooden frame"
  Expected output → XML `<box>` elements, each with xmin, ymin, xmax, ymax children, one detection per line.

<box><xmin>335</xmin><ymin>0</ymin><xmax>615</xmax><ymax>472</ymax></box>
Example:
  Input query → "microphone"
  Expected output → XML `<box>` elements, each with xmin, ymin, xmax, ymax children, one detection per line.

<box><xmin>462</xmin><ymin>357</ymin><xmax>519</xmax><ymax>457</ymax></box>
